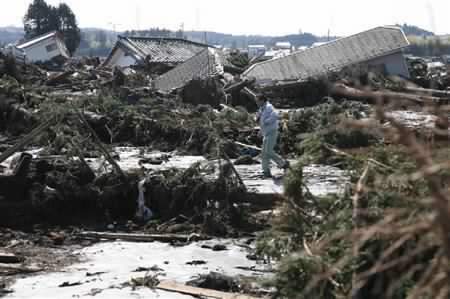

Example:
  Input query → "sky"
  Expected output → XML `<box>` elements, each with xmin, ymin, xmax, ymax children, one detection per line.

<box><xmin>1</xmin><ymin>0</ymin><xmax>450</xmax><ymax>36</ymax></box>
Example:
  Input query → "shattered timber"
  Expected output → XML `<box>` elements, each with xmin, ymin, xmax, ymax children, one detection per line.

<box><xmin>1</xmin><ymin>25</ymin><xmax>450</xmax><ymax>299</ymax></box>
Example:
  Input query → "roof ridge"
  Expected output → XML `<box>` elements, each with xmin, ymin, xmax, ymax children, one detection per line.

<box><xmin>17</xmin><ymin>30</ymin><xmax>59</xmax><ymax>46</ymax></box>
<box><xmin>118</xmin><ymin>36</ymin><xmax>213</xmax><ymax>48</ymax></box>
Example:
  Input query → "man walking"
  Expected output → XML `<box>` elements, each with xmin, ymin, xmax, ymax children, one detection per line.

<box><xmin>256</xmin><ymin>96</ymin><xmax>289</xmax><ymax>178</ymax></box>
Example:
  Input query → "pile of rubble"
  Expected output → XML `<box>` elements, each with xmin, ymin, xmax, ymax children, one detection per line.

<box><xmin>1</xmin><ymin>36</ymin><xmax>450</xmax><ymax>232</ymax></box>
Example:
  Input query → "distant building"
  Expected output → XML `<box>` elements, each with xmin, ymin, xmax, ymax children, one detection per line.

<box><xmin>247</xmin><ymin>45</ymin><xmax>266</xmax><ymax>58</ymax></box>
<box><xmin>244</xmin><ymin>26</ymin><xmax>411</xmax><ymax>84</ymax></box>
<box><xmin>274</xmin><ymin>42</ymin><xmax>292</xmax><ymax>50</ymax></box>
<box><xmin>261</xmin><ymin>49</ymin><xmax>291</xmax><ymax>60</ymax></box>
<box><xmin>16</xmin><ymin>31</ymin><xmax>70</xmax><ymax>62</ymax></box>
<box><xmin>102</xmin><ymin>36</ymin><xmax>210</xmax><ymax>70</ymax></box>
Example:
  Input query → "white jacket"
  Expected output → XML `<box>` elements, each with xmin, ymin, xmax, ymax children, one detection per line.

<box><xmin>258</xmin><ymin>102</ymin><xmax>279</xmax><ymax>136</ymax></box>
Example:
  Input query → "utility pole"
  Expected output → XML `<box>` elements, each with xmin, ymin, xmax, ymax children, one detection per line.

<box><xmin>108</xmin><ymin>22</ymin><xmax>121</xmax><ymax>35</ymax></box>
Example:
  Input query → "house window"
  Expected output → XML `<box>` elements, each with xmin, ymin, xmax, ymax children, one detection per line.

<box><xmin>46</xmin><ymin>43</ymin><xmax>57</xmax><ymax>52</ymax></box>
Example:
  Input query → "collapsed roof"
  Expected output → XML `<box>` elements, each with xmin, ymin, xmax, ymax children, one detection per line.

<box><xmin>102</xmin><ymin>36</ymin><xmax>211</xmax><ymax>68</ymax></box>
<box><xmin>153</xmin><ymin>48</ymin><xmax>226</xmax><ymax>92</ymax></box>
<box><xmin>244</xmin><ymin>26</ymin><xmax>410</xmax><ymax>84</ymax></box>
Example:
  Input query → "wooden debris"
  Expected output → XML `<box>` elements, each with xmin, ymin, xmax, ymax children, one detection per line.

<box><xmin>222</xmin><ymin>151</ymin><xmax>247</xmax><ymax>192</ymax></box>
<box><xmin>157</xmin><ymin>280</ymin><xmax>262</xmax><ymax>299</ymax></box>
<box><xmin>241</xmin><ymin>87</ymin><xmax>258</xmax><ymax>101</ymax></box>
<box><xmin>404</xmin><ymin>86</ymin><xmax>450</xmax><ymax>97</ymax></box>
<box><xmin>75</xmin><ymin>107</ymin><xmax>127</xmax><ymax>182</ymax></box>
<box><xmin>234</xmin><ymin>141</ymin><xmax>262</xmax><ymax>152</ymax></box>
<box><xmin>46</xmin><ymin>70</ymin><xmax>75</xmax><ymax>86</ymax></box>
<box><xmin>331</xmin><ymin>83</ymin><xmax>442</xmax><ymax>104</ymax></box>
<box><xmin>0</xmin><ymin>116</ymin><xmax>57</xmax><ymax>164</ymax></box>
<box><xmin>223</xmin><ymin>78</ymin><xmax>254</xmax><ymax>93</ymax></box>
<box><xmin>0</xmin><ymin>252</ymin><xmax>22</xmax><ymax>264</ymax></box>
<box><xmin>78</xmin><ymin>231</ymin><xmax>210</xmax><ymax>243</ymax></box>
<box><xmin>0</xmin><ymin>263</ymin><xmax>42</xmax><ymax>275</ymax></box>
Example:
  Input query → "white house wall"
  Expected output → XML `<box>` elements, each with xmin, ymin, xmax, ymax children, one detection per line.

<box><xmin>22</xmin><ymin>37</ymin><xmax>65</xmax><ymax>62</ymax></box>
<box><xmin>106</xmin><ymin>48</ymin><xmax>137</xmax><ymax>68</ymax></box>
<box><xmin>56</xmin><ymin>38</ymin><xmax>70</xmax><ymax>57</ymax></box>
<box><xmin>366</xmin><ymin>51</ymin><xmax>410</xmax><ymax>78</ymax></box>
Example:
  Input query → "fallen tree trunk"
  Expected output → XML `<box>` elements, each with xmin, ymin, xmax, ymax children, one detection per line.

<box><xmin>404</xmin><ymin>86</ymin><xmax>450</xmax><ymax>98</ymax></box>
<box><xmin>78</xmin><ymin>231</ymin><xmax>210</xmax><ymax>243</ymax></box>
<box><xmin>157</xmin><ymin>280</ymin><xmax>261</xmax><ymax>299</ymax></box>
<box><xmin>331</xmin><ymin>83</ymin><xmax>442</xmax><ymax>104</ymax></box>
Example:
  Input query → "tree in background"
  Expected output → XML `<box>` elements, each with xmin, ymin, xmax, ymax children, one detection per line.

<box><xmin>56</xmin><ymin>3</ymin><xmax>80</xmax><ymax>55</ymax></box>
<box><xmin>23</xmin><ymin>0</ymin><xmax>52</xmax><ymax>36</ymax></box>
<box><xmin>23</xmin><ymin>0</ymin><xmax>80</xmax><ymax>55</ymax></box>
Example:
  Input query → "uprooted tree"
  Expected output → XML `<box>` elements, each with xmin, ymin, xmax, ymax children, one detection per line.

<box><xmin>23</xmin><ymin>0</ymin><xmax>81</xmax><ymax>55</ymax></box>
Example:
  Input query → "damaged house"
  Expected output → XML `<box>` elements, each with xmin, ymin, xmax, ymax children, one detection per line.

<box><xmin>153</xmin><ymin>47</ymin><xmax>229</xmax><ymax>107</ymax></box>
<box><xmin>153</xmin><ymin>47</ymin><xmax>226</xmax><ymax>92</ymax></box>
<box><xmin>244</xmin><ymin>26</ymin><xmax>410</xmax><ymax>86</ymax></box>
<box><xmin>16</xmin><ymin>31</ymin><xmax>70</xmax><ymax>63</ymax></box>
<box><xmin>102</xmin><ymin>36</ymin><xmax>210</xmax><ymax>73</ymax></box>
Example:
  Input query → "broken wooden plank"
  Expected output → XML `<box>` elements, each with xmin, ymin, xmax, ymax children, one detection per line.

<box><xmin>78</xmin><ymin>231</ymin><xmax>210</xmax><ymax>243</ymax></box>
<box><xmin>241</xmin><ymin>87</ymin><xmax>258</xmax><ymax>101</ymax></box>
<box><xmin>234</xmin><ymin>141</ymin><xmax>262</xmax><ymax>152</ymax></box>
<box><xmin>0</xmin><ymin>252</ymin><xmax>22</xmax><ymax>264</ymax></box>
<box><xmin>223</xmin><ymin>78</ymin><xmax>254</xmax><ymax>93</ymax></box>
<box><xmin>157</xmin><ymin>280</ymin><xmax>261</xmax><ymax>299</ymax></box>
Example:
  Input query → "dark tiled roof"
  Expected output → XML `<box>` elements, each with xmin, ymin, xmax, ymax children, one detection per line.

<box><xmin>117</xmin><ymin>36</ymin><xmax>210</xmax><ymax>64</ymax></box>
<box><xmin>244</xmin><ymin>26</ymin><xmax>410</xmax><ymax>83</ymax></box>
<box><xmin>154</xmin><ymin>48</ymin><xmax>225</xmax><ymax>91</ymax></box>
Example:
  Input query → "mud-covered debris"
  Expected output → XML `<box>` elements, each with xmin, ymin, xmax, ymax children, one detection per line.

<box><xmin>187</xmin><ymin>271</ymin><xmax>239</xmax><ymax>292</ymax></box>
<box><xmin>181</xmin><ymin>77</ymin><xmax>225</xmax><ymax>108</ymax></box>
<box><xmin>128</xmin><ymin>273</ymin><xmax>160</xmax><ymax>290</ymax></box>
<box><xmin>133</xmin><ymin>265</ymin><xmax>164</xmax><ymax>272</ymax></box>
<box><xmin>58</xmin><ymin>281</ymin><xmax>83</xmax><ymax>288</ymax></box>
<box><xmin>201</xmin><ymin>244</ymin><xmax>228</xmax><ymax>251</ymax></box>
<box><xmin>186</xmin><ymin>260</ymin><xmax>207</xmax><ymax>266</ymax></box>
<box><xmin>0</xmin><ymin>252</ymin><xmax>22</xmax><ymax>264</ymax></box>
<box><xmin>234</xmin><ymin>155</ymin><xmax>259</xmax><ymax>165</ymax></box>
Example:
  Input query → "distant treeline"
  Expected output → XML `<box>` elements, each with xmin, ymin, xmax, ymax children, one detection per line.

<box><xmin>1</xmin><ymin>24</ymin><xmax>449</xmax><ymax>58</ymax></box>
<box><xmin>406</xmin><ymin>39</ymin><xmax>450</xmax><ymax>56</ymax></box>
<box><xmin>397</xmin><ymin>23</ymin><xmax>434</xmax><ymax>37</ymax></box>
